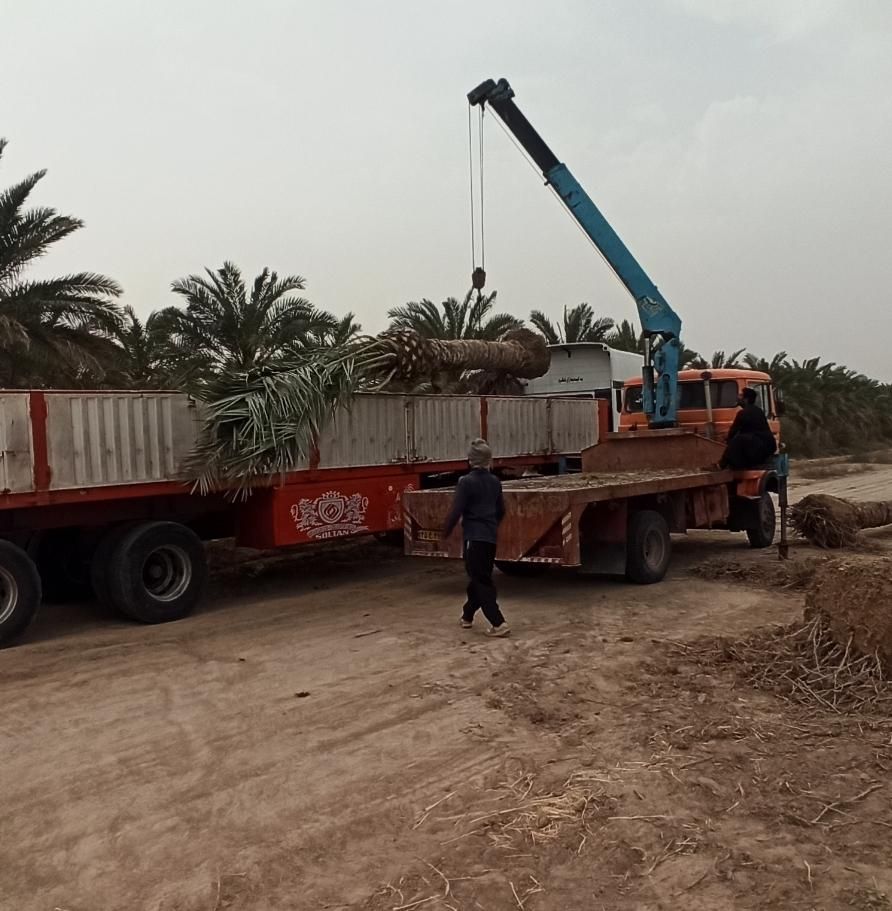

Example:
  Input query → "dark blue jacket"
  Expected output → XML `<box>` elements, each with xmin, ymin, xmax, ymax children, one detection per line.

<box><xmin>443</xmin><ymin>469</ymin><xmax>505</xmax><ymax>543</ymax></box>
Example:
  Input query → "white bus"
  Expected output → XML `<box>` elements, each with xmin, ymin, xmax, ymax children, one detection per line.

<box><xmin>522</xmin><ymin>342</ymin><xmax>644</xmax><ymax>432</ymax></box>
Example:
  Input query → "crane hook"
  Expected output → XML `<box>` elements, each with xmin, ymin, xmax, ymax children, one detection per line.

<box><xmin>471</xmin><ymin>266</ymin><xmax>486</xmax><ymax>291</ymax></box>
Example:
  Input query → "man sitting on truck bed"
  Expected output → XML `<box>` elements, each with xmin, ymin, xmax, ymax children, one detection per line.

<box><xmin>442</xmin><ymin>439</ymin><xmax>511</xmax><ymax>638</ymax></box>
<box><xmin>720</xmin><ymin>387</ymin><xmax>777</xmax><ymax>470</ymax></box>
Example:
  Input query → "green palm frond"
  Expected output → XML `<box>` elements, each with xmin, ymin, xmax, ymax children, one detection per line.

<box><xmin>529</xmin><ymin>310</ymin><xmax>560</xmax><ymax>344</ymax></box>
<box><xmin>168</xmin><ymin>263</ymin><xmax>343</xmax><ymax>377</ymax></box>
<box><xmin>606</xmin><ymin>319</ymin><xmax>644</xmax><ymax>354</ymax></box>
<box><xmin>387</xmin><ymin>289</ymin><xmax>522</xmax><ymax>342</ymax></box>
<box><xmin>530</xmin><ymin>304</ymin><xmax>614</xmax><ymax>344</ymax></box>
<box><xmin>0</xmin><ymin>138</ymin><xmax>122</xmax><ymax>387</ymax></box>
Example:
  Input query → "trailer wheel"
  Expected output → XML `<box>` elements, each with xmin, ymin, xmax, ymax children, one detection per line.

<box><xmin>0</xmin><ymin>540</ymin><xmax>42</xmax><ymax>646</ymax></box>
<box><xmin>746</xmin><ymin>493</ymin><xmax>776</xmax><ymax>549</ymax></box>
<box><xmin>625</xmin><ymin>511</ymin><xmax>671</xmax><ymax>584</ymax></box>
<box><xmin>105</xmin><ymin>522</ymin><xmax>207</xmax><ymax>624</ymax></box>
<box><xmin>495</xmin><ymin>560</ymin><xmax>547</xmax><ymax>577</ymax></box>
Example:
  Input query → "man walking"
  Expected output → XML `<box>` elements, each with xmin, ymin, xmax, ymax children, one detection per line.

<box><xmin>442</xmin><ymin>439</ymin><xmax>510</xmax><ymax>637</ymax></box>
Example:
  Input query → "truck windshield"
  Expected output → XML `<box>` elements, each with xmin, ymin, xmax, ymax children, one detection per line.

<box><xmin>625</xmin><ymin>380</ymin><xmax>740</xmax><ymax>413</ymax></box>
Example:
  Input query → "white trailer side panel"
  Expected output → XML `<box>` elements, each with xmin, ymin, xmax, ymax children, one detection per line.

<box><xmin>411</xmin><ymin>396</ymin><xmax>480</xmax><ymax>463</ymax></box>
<box><xmin>5</xmin><ymin>391</ymin><xmax>598</xmax><ymax>496</ymax></box>
<box><xmin>316</xmin><ymin>394</ymin><xmax>406</xmax><ymax>468</ymax></box>
<box><xmin>45</xmin><ymin>393</ymin><xmax>198</xmax><ymax>489</ymax></box>
<box><xmin>488</xmin><ymin>397</ymin><xmax>550</xmax><ymax>457</ymax></box>
<box><xmin>549</xmin><ymin>399</ymin><xmax>599</xmax><ymax>453</ymax></box>
<box><xmin>0</xmin><ymin>393</ymin><xmax>34</xmax><ymax>494</ymax></box>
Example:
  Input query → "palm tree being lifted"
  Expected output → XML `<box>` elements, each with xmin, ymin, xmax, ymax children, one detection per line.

<box><xmin>0</xmin><ymin>138</ymin><xmax>122</xmax><ymax>387</ymax></box>
<box><xmin>529</xmin><ymin>303</ymin><xmax>614</xmax><ymax>345</ymax></box>
<box><xmin>385</xmin><ymin>289</ymin><xmax>530</xmax><ymax>393</ymax></box>
<box><xmin>187</xmin><ymin>286</ymin><xmax>550</xmax><ymax>491</ymax></box>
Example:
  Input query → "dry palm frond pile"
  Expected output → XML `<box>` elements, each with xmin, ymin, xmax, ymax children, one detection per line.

<box><xmin>789</xmin><ymin>493</ymin><xmax>892</xmax><ymax>548</ymax></box>
<box><xmin>806</xmin><ymin>558</ymin><xmax>892</xmax><ymax>671</ymax></box>
<box><xmin>714</xmin><ymin>616</ymin><xmax>891</xmax><ymax>714</ymax></box>
<box><xmin>702</xmin><ymin>558</ymin><xmax>892</xmax><ymax>713</ymax></box>
<box><xmin>185</xmin><ymin>326</ymin><xmax>548</xmax><ymax>493</ymax></box>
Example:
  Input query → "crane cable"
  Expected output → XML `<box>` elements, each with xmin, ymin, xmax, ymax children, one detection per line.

<box><xmin>467</xmin><ymin>104</ymin><xmax>477</xmax><ymax>276</ymax></box>
<box><xmin>468</xmin><ymin>105</ymin><xmax>486</xmax><ymax>293</ymax></box>
<box><xmin>478</xmin><ymin>104</ymin><xmax>485</xmax><ymax>272</ymax></box>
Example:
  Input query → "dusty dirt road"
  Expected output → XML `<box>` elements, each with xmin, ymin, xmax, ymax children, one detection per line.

<box><xmin>792</xmin><ymin>460</ymin><xmax>892</xmax><ymax>502</ymax></box>
<box><xmin>3</xmin><ymin>464</ymin><xmax>892</xmax><ymax>911</ymax></box>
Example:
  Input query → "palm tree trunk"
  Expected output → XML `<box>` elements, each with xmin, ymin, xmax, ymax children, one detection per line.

<box><xmin>790</xmin><ymin>493</ymin><xmax>892</xmax><ymax>547</ymax></box>
<box><xmin>428</xmin><ymin>329</ymin><xmax>550</xmax><ymax>380</ymax></box>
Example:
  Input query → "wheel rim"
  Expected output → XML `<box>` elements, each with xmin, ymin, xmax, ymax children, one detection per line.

<box><xmin>0</xmin><ymin>566</ymin><xmax>18</xmax><ymax>624</ymax></box>
<box><xmin>141</xmin><ymin>546</ymin><xmax>191</xmax><ymax>602</ymax></box>
<box><xmin>643</xmin><ymin>528</ymin><xmax>667</xmax><ymax>569</ymax></box>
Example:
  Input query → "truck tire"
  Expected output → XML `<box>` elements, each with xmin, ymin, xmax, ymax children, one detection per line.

<box><xmin>0</xmin><ymin>540</ymin><xmax>42</xmax><ymax>646</ymax></box>
<box><xmin>34</xmin><ymin>528</ymin><xmax>94</xmax><ymax>602</ymax></box>
<box><xmin>105</xmin><ymin>522</ymin><xmax>207</xmax><ymax>624</ymax></box>
<box><xmin>495</xmin><ymin>560</ymin><xmax>546</xmax><ymax>577</ymax></box>
<box><xmin>746</xmin><ymin>493</ymin><xmax>776</xmax><ymax>549</ymax></box>
<box><xmin>90</xmin><ymin>524</ymin><xmax>134</xmax><ymax>610</ymax></box>
<box><xmin>625</xmin><ymin>510</ymin><xmax>671</xmax><ymax>584</ymax></box>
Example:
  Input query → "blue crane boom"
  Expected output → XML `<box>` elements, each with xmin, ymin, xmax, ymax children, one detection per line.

<box><xmin>468</xmin><ymin>77</ymin><xmax>681</xmax><ymax>428</ymax></box>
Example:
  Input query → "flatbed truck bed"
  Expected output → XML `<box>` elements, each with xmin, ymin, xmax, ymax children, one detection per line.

<box><xmin>403</xmin><ymin>462</ymin><xmax>777</xmax><ymax>584</ymax></box>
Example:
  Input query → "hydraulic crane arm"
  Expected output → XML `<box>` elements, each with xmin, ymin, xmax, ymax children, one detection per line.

<box><xmin>468</xmin><ymin>77</ymin><xmax>681</xmax><ymax>428</ymax></box>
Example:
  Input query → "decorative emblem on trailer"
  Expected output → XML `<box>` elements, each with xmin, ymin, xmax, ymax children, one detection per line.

<box><xmin>290</xmin><ymin>490</ymin><xmax>369</xmax><ymax>540</ymax></box>
<box><xmin>387</xmin><ymin>482</ymin><xmax>414</xmax><ymax>526</ymax></box>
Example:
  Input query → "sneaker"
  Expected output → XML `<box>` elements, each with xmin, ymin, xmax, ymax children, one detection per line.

<box><xmin>486</xmin><ymin>624</ymin><xmax>511</xmax><ymax>638</ymax></box>
<box><xmin>460</xmin><ymin>618</ymin><xmax>473</xmax><ymax>629</ymax></box>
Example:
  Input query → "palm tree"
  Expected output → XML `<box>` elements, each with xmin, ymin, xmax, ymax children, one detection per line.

<box><xmin>529</xmin><ymin>303</ymin><xmax>614</xmax><ymax>344</ymax></box>
<box><xmin>676</xmin><ymin>343</ymin><xmax>703</xmax><ymax>370</ymax></box>
<box><xmin>605</xmin><ymin>319</ymin><xmax>643</xmax><ymax>355</ymax></box>
<box><xmin>737</xmin><ymin>351</ymin><xmax>892</xmax><ymax>458</ymax></box>
<box><xmin>388</xmin><ymin>289</ymin><xmax>522</xmax><ymax>341</ymax></box>
<box><xmin>309</xmin><ymin>311</ymin><xmax>362</xmax><ymax>347</ymax></box>
<box><xmin>163</xmin><ymin>262</ymin><xmax>338</xmax><ymax>378</ymax></box>
<box><xmin>690</xmin><ymin>348</ymin><xmax>747</xmax><ymax>369</ymax></box>
<box><xmin>0</xmin><ymin>138</ymin><xmax>122</xmax><ymax>387</ymax></box>
<box><xmin>99</xmin><ymin>306</ymin><xmax>183</xmax><ymax>388</ymax></box>
<box><xmin>744</xmin><ymin>351</ymin><xmax>789</xmax><ymax>374</ymax></box>
<box><xmin>604</xmin><ymin>319</ymin><xmax>705</xmax><ymax>373</ymax></box>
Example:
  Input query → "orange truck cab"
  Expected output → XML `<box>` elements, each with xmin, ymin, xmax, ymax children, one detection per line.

<box><xmin>619</xmin><ymin>369</ymin><xmax>782</xmax><ymax>445</ymax></box>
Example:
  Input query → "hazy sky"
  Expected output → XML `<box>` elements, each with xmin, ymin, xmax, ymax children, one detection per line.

<box><xmin>2</xmin><ymin>0</ymin><xmax>890</xmax><ymax>380</ymax></box>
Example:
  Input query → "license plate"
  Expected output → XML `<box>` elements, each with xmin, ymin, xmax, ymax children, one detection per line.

<box><xmin>416</xmin><ymin>529</ymin><xmax>440</xmax><ymax>542</ymax></box>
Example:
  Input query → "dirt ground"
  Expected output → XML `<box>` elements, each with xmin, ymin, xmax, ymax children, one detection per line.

<box><xmin>3</xmin><ymin>464</ymin><xmax>892</xmax><ymax>911</ymax></box>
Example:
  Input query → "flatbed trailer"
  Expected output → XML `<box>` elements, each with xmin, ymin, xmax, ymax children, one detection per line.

<box><xmin>0</xmin><ymin>389</ymin><xmax>599</xmax><ymax>645</ymax></box>
<box><xmin>403</xmin><ymin>431</ymin><xmax>780</xmax><ymax>583</ymax></box>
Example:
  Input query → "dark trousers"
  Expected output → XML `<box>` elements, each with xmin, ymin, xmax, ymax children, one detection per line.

<box><xmin>462</xmin><ymin>540</ymin><xmax>506</xmax><ymax>627</ymax></box>
<box><xmin>720</xmin><ymin>433</ymin><xmax>776</xmax><ymax>470</ymax></box>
